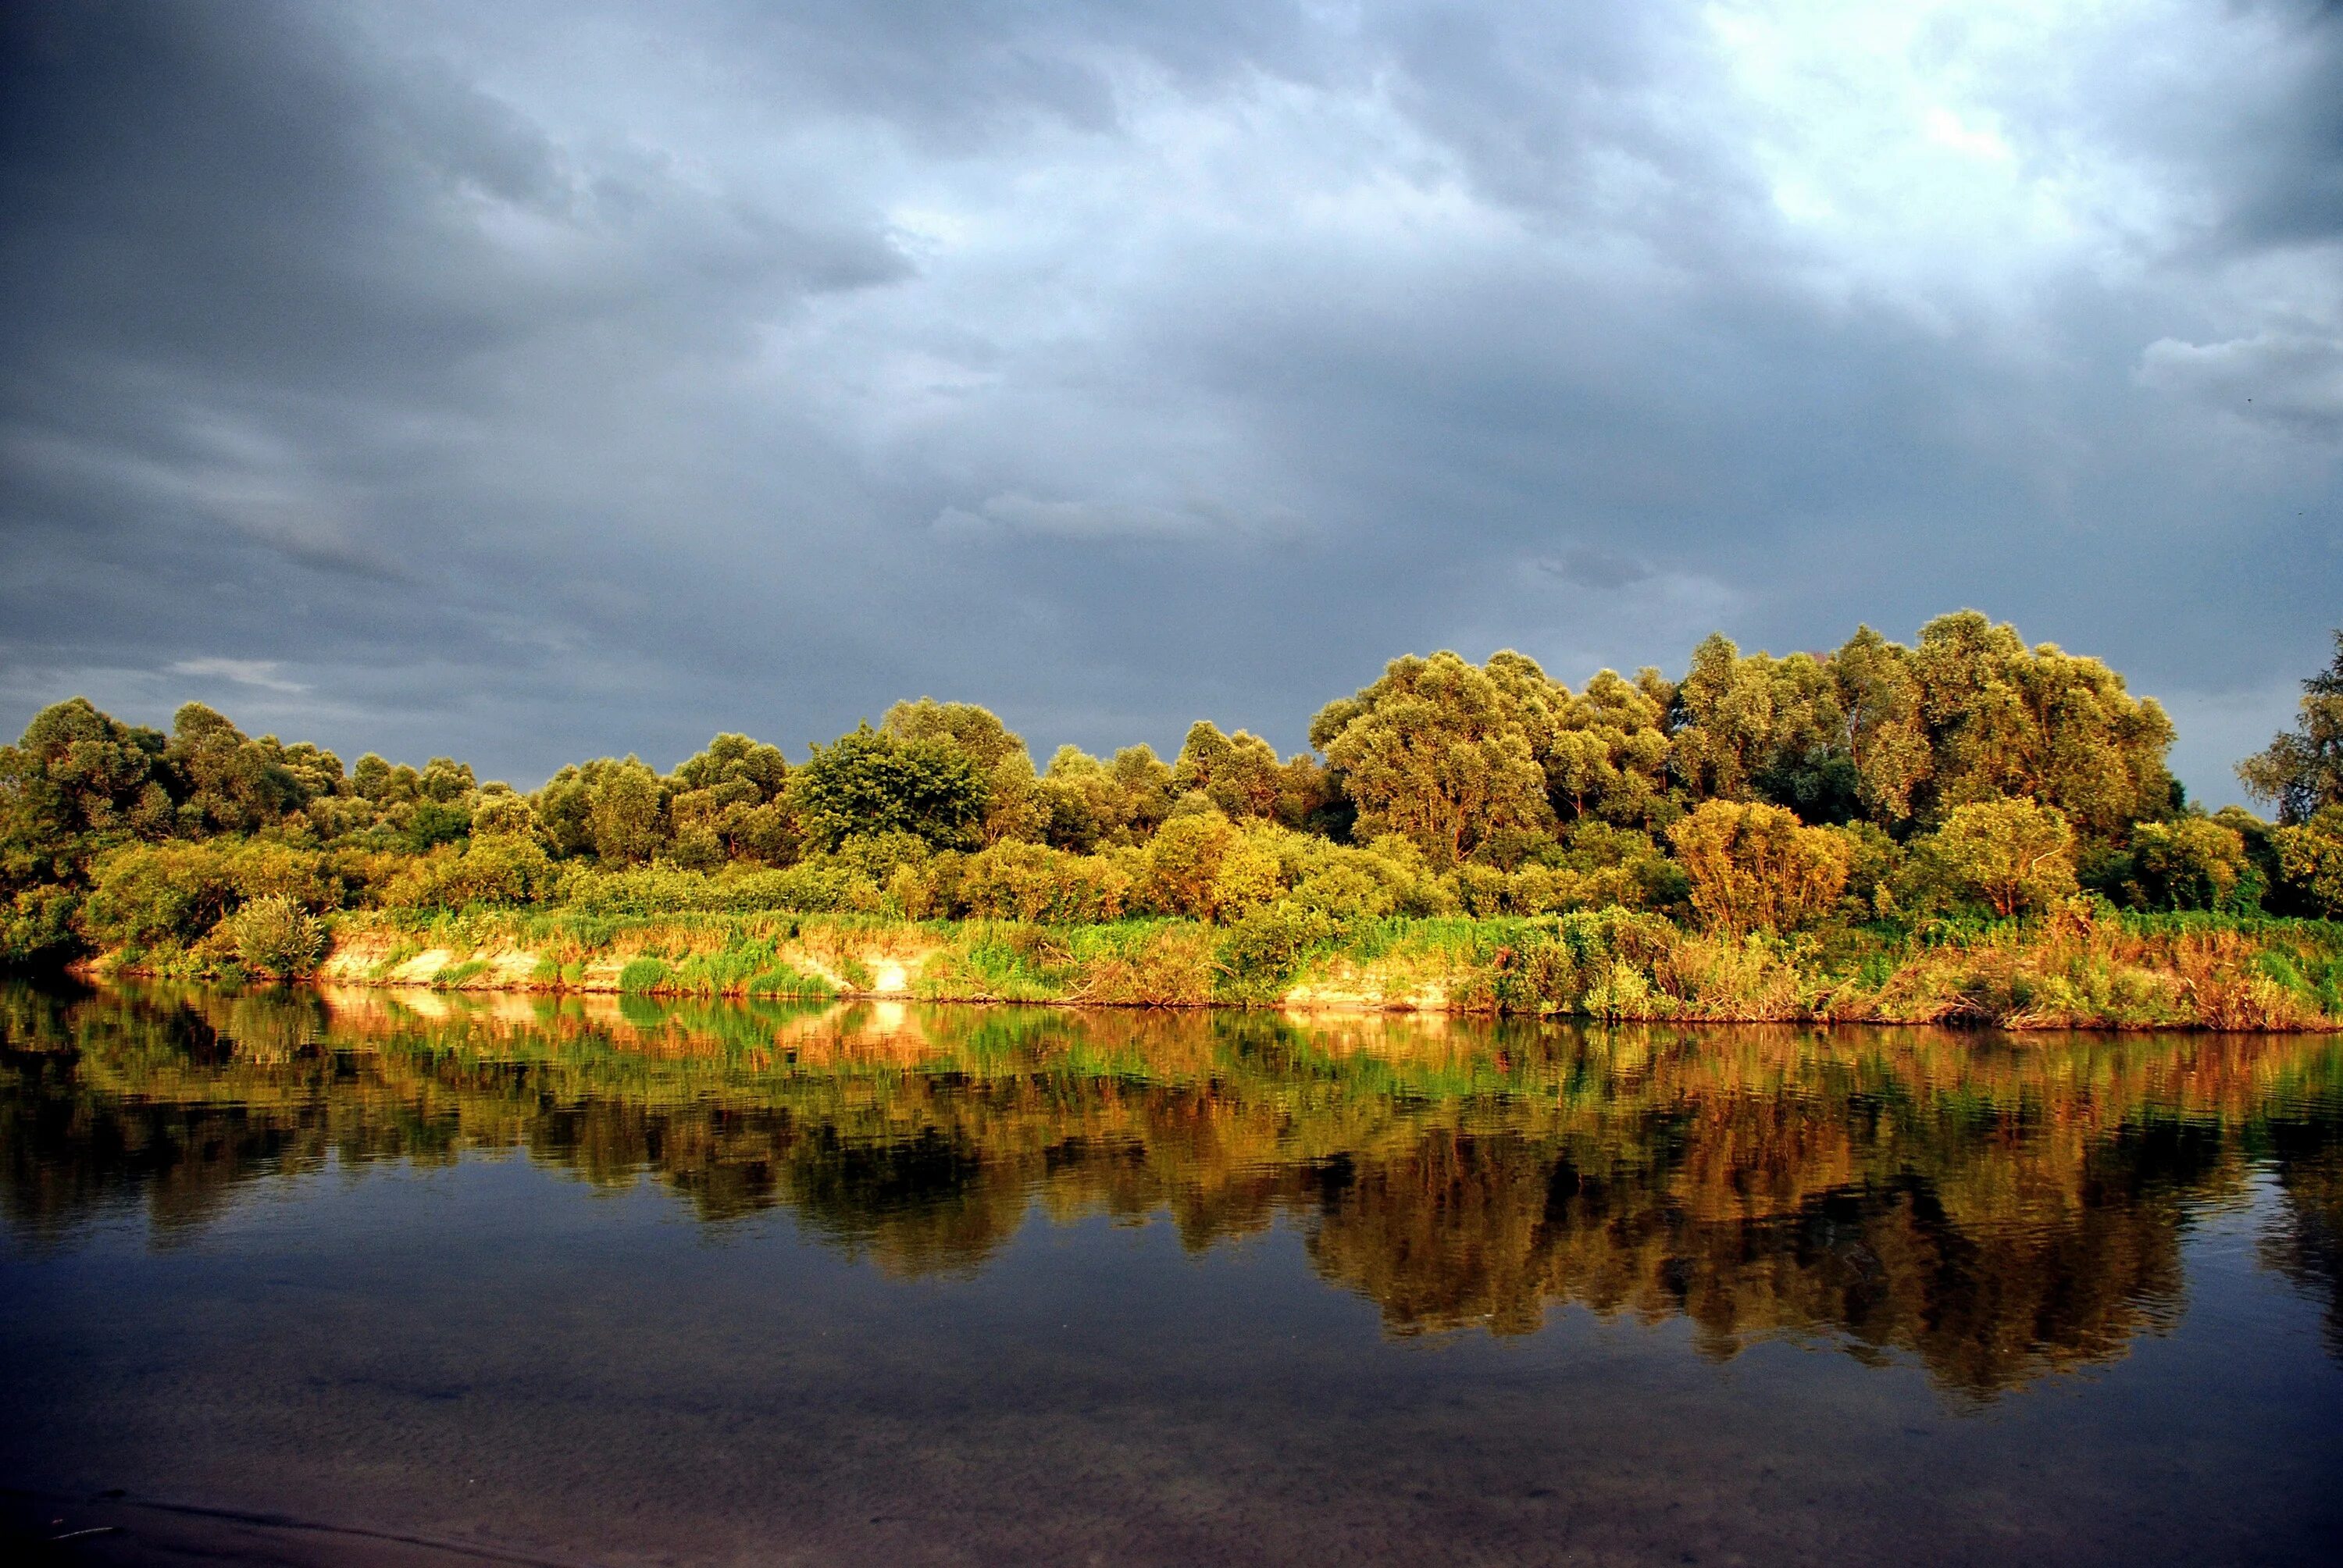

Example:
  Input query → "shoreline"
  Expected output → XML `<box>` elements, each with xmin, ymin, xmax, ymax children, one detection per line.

<box><xmin>68</xmin><ymin>904</ymin><xmax>2343</xmax><ymax>1032</ymax></box>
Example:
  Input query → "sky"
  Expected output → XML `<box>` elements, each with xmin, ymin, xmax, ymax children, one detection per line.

<box><xmin>3</xmin><ymin>0</ymin><xmax>2338</xmax><ymax>806</ymax></box>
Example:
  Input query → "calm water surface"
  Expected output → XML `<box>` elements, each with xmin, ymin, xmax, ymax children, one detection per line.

<box><xmin>3</xmin><ymin>981</ymin><xmax>2340</xmax><ymax>1565</ymax></box>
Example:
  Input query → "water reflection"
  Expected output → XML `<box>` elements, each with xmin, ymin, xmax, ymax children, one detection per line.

<box><xmin>5</xmin><ymin>981</ymin><xmax>2339</xmax><ymax>1399</ymax></box>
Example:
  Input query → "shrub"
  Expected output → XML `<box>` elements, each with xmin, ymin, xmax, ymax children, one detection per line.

<box><xmin>2124</xmin><ymin>816</ymin><xmax>2257</xmax><ymax>911</ymax></box>
<box><xmin>382</xmin><ymin>836</ymin><xmax>556</xmax><ymax>911</ymax></box>
<box><xmin>618</xmin><ymin>957</ymin><xmax>671</xmax><ymax>993</ymax></box>
<box><xmin>1216</xmin><ymin>900</ymin><xmax>1336</xmax><ymax>996</ymax></box>
<box><xmin>957</xmin><ymin>841</ymin><xmax>1129</xmax><ymax>923</ymax></box>
<box><xmin>1914</xmin><ymin>799</ymin><xmax>2077</xmax><ymax>918</ymax></box>
<box><xmin>2272</xmin><ymin>806</ymin><xmax>2343</xmax><ymax>917</ymax></box>
<box><xmin>1667</xmin><ymin>800</ymin><xmax>1851</xmax><ymax>934</ymax></box>
<box><xmin>227</xmin><ymin>895</ymin><xmax>324</xmax><ymax>977</ymax></box>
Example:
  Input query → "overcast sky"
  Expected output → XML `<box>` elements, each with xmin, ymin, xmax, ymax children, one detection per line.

<box><xmin>4</xmin><ymin>0</ymin><xmax>2338</xmax><ymax>804</ymax></box>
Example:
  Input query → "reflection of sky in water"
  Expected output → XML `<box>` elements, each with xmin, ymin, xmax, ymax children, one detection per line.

<box><xmin>3</xmin><ymin>983</ymin><xmax>2341</xmax><ymax>1563</ymax></box>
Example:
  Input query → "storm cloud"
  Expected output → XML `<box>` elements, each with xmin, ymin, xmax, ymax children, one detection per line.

<box><xmin>4</xmin><ymin>0</ymin><xmax>2338</xmax><ymax>804</ymax></box>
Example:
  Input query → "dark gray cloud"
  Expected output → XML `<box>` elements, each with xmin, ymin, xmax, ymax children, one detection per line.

<box><xmin>3</xmin><ymin>0</ymin><xmax>2337</xmax><ymax>806</ymax></box>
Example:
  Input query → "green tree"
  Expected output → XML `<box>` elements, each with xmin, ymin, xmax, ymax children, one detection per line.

<box><xmin>2123</xmin><ymin>816</ymin><xmax>2256</xmax><ymax>912</ymax></box>
<box><xmin>1311</xmin><ymin>651</ymin><xmax>1555</xmax><ymax>865</ymax></box>
<box><xmin>2238</xmin><ymin>630</ymin><xmax>2343</xmax><ymax>825</ymax></box>
<box><xmin>667</xmin><ymin>733</ymin><xmax>795</xmax><ymax>866</ymax></box>
<box><xmin>1173</xmin><ymin>722</ymin><xmax>1285</xmax><ymax>819</ymax></box>
<box><xmin>883</xmin><ymin>699</ymin><xmax>1042</xmax><ymax>843</ymax></box>
<box><xmin>788</xmin><ymin>725</ymin><xmax>990</xmax><ymax>852</ymax></box>
<box><xmin>1903</xmin><ymin>612</ymin><xmax>2177</xmax><ymax>839</ymax></box>
<box><xmin>1546</xmin><ymin>668</ymin><xmax>1674</xmax><ymax>829</ymax></box>
<box><xmin>1</xmin><ymin>698</ymin><xmax>172</xmax><ymax>886</ymax></box>
<box><xmin>166</xmin><ymin>703</ymin><xmax>344</xmax><ymax>834</ymax></box>
<box><xmin>533</xmin><ymin>756</ymin><xmax>668</xmax><ymax>863</ymax></box>
<box><xmin>0</xmin><ymin>698</ymin><xmax>175</xmax><ymax>962</ymax></box>
<box><xmin>1666</xmin><ymin>800</ymin><xmax>1852</xmax><ymax>934</ymax></box>
<box><xmin>1917</xmin><ymin>798</ymin><xmax>2079</xmax><ymax>918</ymax></box>
<box><xmin>2270</xmin><ymin>807</ymin><xmax>2343</xmax><ymax>917</ymax></box>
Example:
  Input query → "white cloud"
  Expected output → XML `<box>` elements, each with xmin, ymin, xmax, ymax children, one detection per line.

<box><xmin>169</xmin><ymin>658</ymin><xmax>310</xmax><ymax>694</ymax></box>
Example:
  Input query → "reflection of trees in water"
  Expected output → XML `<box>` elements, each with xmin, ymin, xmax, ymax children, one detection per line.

<box><xmin>2260</xmin><ymin>1124</ymin><xmax>2343</xmax><ymax>1356</ymax></box>
<box><xmin>3</xmin><ymin>982</ymin><xmax>2340</xmax><ymax>1395</ymax></box>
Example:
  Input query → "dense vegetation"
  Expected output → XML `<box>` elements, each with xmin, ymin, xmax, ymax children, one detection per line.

<box><xmin>5</xmin><ymin>612</ymin><xmax>2341</xmax><ymax>1010</ymax></box>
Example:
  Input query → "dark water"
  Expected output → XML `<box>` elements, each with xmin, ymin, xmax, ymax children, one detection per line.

<box><xmin>3</xmin><ymin>982</ymin><xmax>2341</xmax><ymax>1566</ymax></box>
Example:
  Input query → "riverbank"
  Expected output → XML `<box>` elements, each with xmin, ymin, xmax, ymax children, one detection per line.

<box><xmin>79</xmin><ymin>904</ymin><xmax>2343</xmax><ymax>1030</ymax></box>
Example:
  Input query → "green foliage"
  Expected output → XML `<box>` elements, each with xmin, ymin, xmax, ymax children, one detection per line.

<box><xmin>2239</xmin><ymin>629</ymin><xmax>2343</xmax><ymax>825</ymax></box>
<box><xmin>226</xmin><ymin>895</ymin><xmax>325</xmax><ymax>978</ymax></box>
<box><xmin>618</xmin><ymin>957</ymin><xmax>671</xmax><ymax>993</ymax></box>
<box><xmin>2121</xmin><ymin>815</ymin><xmax>2259</xmax><ymax>912</ymax></box>
<box><xmin>1667</xmin><ymin>800</ymin><xmax>1853</xmax><ymax>934</ymax></box>
<box><xmin>882</xmin><ymin>698</ymin><xmax>1041</xmax><ymax>844</ymax></box>
<box><xmin>79</xmin><ymin>839</ymin><xmax>337</xmax><ymax>953</ymax></box>
<box><xmin>15</xmin><ymin>609</ymin><xmax>2330</xmax><ymax>987</ymax></box>
<box><xmin>1910</xmin><ymin>799</ymin><xmax>2078</xmax><ymax>918</ymax></box>
<box><xmin>789</xmin><ymin>724</ymin><xmax>990</xmax><ymax>852</ymax></box>
<box><xmin>1311</xmin><ymin>650</ymin><xmax>1554</xmax><ymax>865</ymax></box>
<box><xmin>2273</xmin><ymin>807</ymin><xmax>2343</xmax><ymax>918</ymax></box>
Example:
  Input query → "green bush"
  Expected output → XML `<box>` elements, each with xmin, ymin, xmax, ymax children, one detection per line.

<box><xmin>227</xmin><ymin>895</ymin><xmax>325</xmax><ymax>977</ymax></box>
<box><xmin>618</xmin><ymin>957</ymin><xmax>671</xmax><ymax>993</ymax></box>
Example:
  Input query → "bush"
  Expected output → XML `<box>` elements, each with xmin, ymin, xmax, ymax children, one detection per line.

<box><xmin>382</xmin><ymin>836</ymin><xmax>556</xmax><ymax>911</ymax></box>
<box><xmin>227</xmin><ymin>895</ymin><xmax>324</xmax><ymax>977</ymax></box>
<box><xmin>2272</xmin><ymin>806</ymin><xmax>2343</xmax><ymax>916</ymax></box>
<box><xmin>957</xmin><ymin>840</ymin><xmax>1130</xmax><ymax>923</ymax></box>
<box><xmin>1912</xmin><ymin>799</ymin><xmax>2077</xmax><ymax>918</ymax></box>
<box><xmin>1216</xmin><ymin>900</ymin><xmax>1337</xmax><ymax>996</ymax></box>
<box><xmin>1667</xmin><ymin>800</ymin><xmax>1851</xmax><ymax>934</ymax></box>
<box><xmin>618</xmin><ymin>957</ymin><xmax>671</xmax><ymax>993</ymax></box>
<box><xmin>2124</xmin><ymin>816</ymin><xmax>2258</xmax><ymax>911</ymax></box>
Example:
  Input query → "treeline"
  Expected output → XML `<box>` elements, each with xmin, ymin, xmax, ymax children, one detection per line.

<box><xmin>5</xmin><ymin>611</ymin><xmax>2341</xmax><ymax>975</ymax></box>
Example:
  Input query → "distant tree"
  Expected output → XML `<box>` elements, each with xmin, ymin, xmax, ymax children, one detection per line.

<box><xmin>2271</xmin><ymin>807</ymin><xmax>2343</xmax><ymax>917</ymax></box>
<box><xmin>533</xmin><ymin>756</ymin><xmax>667</xmax><ymax>863</ymax></box>
<box><xmin>667</xmin><ymin>733</ymin><xmax>794</xmax><ymax>866</ymax></box>
<box><xmin>883</xmin><ymin>699</ymin><xmax>1042</xmax><ymax>843</ymax></box>
<box><xmin>166</xmin><ymin>703</ymin><xmax>336</xmax><ymax>834</ymax></box>
<box><xmin>2238</xmin><ymin>630</ymin><xmax>2343</xmax><ymax>825</ymax></box>
<box><xmin>1546</xmin><ymin>668</ymin><xmax>1674</xmax><ymax>829</ymax></box>
<box><xmin>1173</xmin><ymin>722</ymin><xmax>1284</xmax><ymax>820</ymax></box>
<box><xmin>1</xmin><ymin>698</ymin><xmax>172</xmax><ymax>882</ymax></box>
<box><xmin>0</xmin><ymin>698</ymin><xmax>174</xmax><ymax>962</ymax></box>
<box><xmin>1902</xmin><ymin>612</ymin><xmax>2176</xmax><ymax>839</ymax></box>
<box><xmin>789</xmin><ymin>725</ymin><xmax>989</xmax><ymax>852</ymax></box>
<box><xmin>2121</xmin><ymin>816</ymin><xmax>2256</xmax><ymax>912</ymax></box>
<box><xmin>1311</xmin><ymin>650</ymin><xmax>1554</xmax><ymax>866</ymax></box>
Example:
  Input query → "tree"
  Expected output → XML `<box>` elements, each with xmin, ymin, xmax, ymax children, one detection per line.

<box><xmin>2271</xmin><ymin>807</ymin><xmax>2343</xmax><ymax>917</ymax></box>
<box><xmin>1903</xmin><ymin>612</ymin><xmax>2176</xmax><ymax>839</ymax></box>
<box><xmin>533</xmin><ymin>757</ymin><xmax>669</xmax><ymax>863</ymax></box>
<box><xmin>1918</xmin><ymin>799</ymin><xmax>2078</xmax><ymax>918</ymax></box>
<box><xmin>1311</xmin><ymin>651</ymin><xmax>1554</xmax><ymax>865</ymax></box>
<box><xmin>667</xmin><ymin>734</ymin><xmax>794</xmax><ymax>866</ymax></box>
<box><xmin>1546</xmin><ymin>668</ymin><xmax>1674</xmax><ymax>829</ymax></box>
<box><xmin>166</xmin><ymin>703</ymin><xmax>341</xmax><ymax>834</ymax></box>
<box><xmin>2123</xmin><ymin>816</ymin><xmax>2256</xmax><ymax>912</ymax></box>
<box><xmin>1666</xmin><ymin>800</ymin><xmax>1852</xmax><ymax>934</ymax></box>
<box><xmin>0</xmin><ymin>698</ymin><xmax>174</xmax><ymax>963</ymax></box>
<box><xmin>2238</xmin><ymin>630</ymin><xmax>2343</xmax><ymax>825</ymax></box>
<box><xmin>883</xmin><ymin>699</ymin><xmax>1042</xmax><ymax>843</ymax></box>
<box><xmin>1172</xmin><ymin>722</ymin><xmax>1284</xmax><ymax>819</ymax></box>
<box><xmin>788</xmin><ymin>725</ymin><xmax>990</xmax><ymax>852</ymax></box>
<box><xmin>0</xmin><ymin>698</ymin><xmax>172</xmax><ymax>886</ymax></box>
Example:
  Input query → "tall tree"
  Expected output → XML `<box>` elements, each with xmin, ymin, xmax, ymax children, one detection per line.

<box><xmin>2239</xmin><ymin>630</ymin><xmax>2343</xmax><ymax>824</ymax></box>
<box><xmin>788</xmin><ymin>725</ymin><xmax>990</xmax><ymax>852</ymax></box>
<box><xmin>1311</xmin><ymin>651</ymin><xmax>1553</xmax><ymax>865</ymax></box>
